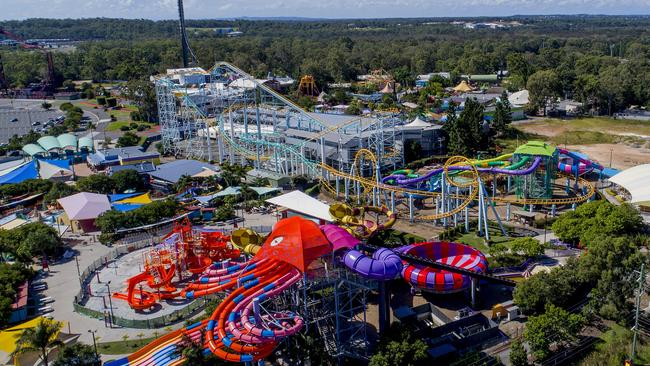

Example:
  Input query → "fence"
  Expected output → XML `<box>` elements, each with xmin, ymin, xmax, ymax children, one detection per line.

<box><xmin>72</xmin><ymin>236</ymin><xmax>218</xmax><ymax>329</ymax></box>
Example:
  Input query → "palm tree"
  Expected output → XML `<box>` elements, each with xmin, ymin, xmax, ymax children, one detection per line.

<box><xmin>13</xmin><ymin>318</ymin><xmax>64</xmax><ymax>366</ymax></box>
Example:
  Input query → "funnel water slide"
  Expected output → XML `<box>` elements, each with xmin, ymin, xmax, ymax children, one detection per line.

<box><xmin>396</xmin><ymin>241</ymin><xmax>488</xmax><ymax>293</ymax></box>
<box><xmin>342</xmin><ymin>248</ymin><xmax>403</xmax><ymax>280</ymax></box>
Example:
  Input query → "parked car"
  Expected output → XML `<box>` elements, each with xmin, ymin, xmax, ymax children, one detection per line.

<box><xmin>10</xmin><ymin>118</ymin><xmax>18</xmax><ymax>122</ymax></box>
<box><xmin>32</xmin><ymin>121</ymin><xmax>41</xmax><ymax>126</ymax></box>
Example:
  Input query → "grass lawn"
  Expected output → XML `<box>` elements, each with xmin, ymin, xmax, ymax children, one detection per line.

<box><xmin>526</xmin><ymin>116</ymin><xmax>650</xmax><ymax>135</ymax></box>
<box><xmin>97</xmin><ymin>336</ymin><xmax>157</xmax><ymax>355</ymax></box>
<box><xmin>498</xmin><ymin>116</ymin><xmax>650</xmax><ymax>153</ymax></box>
<box><xmin>106</xmin><ymin>120</ymin><xmax>153</xmax><ymax>132</ymax></box>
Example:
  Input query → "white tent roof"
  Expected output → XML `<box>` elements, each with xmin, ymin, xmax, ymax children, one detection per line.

<box><xmin>39</xmin><ymin>160</ymin><xmax>73</xmax><ymax>179</ymax></box>
<box><xmin>509</xmin><ymin>89</ymin><xmax>529</xmax><ymax>106</ymax></box>
<box><xmin>404</xmin><ymin>116</ymin><xmax>432</xmax><ymax>128</ymax></box>
<box><xmin>609</xmin><ymin>164</ymin><xmax>650</xmax><ymax>203</ymax></box>
<box><xmin>265</xmin><ymin>190</ymin><xmax>332</xmax><ymax>222</ymax></box>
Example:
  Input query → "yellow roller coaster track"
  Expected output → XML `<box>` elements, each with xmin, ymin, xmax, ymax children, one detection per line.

<box><xmin>181</xmin><ymin>63</ymin><xmax>596</xmax><ymax>215</ymax></box>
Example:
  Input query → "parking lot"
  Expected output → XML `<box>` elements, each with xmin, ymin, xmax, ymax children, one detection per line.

<box><xmin>0</xmin><ymin>108</ymin><xmax>61</xmax><ymax>143</ymax></box>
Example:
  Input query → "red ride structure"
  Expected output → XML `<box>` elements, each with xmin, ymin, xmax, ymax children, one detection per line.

<box><xmin>112</xmin><ymin>218</ymin><xmax>241</xmax><ymax>310</ymax></box>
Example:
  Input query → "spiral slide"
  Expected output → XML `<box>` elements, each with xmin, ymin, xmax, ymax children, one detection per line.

<box><xmin>557</xmin><ymin>148</ymin><xmax>604</xmax><ymax>175</ymax></box>
<box><xmin>384</xmin><ymin>156</ymin><xmax>542</xmax><ymax>186</ymax></box>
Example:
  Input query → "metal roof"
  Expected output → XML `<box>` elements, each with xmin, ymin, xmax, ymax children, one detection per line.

<box><xmin>514</xmin><ymin>141</ymin><xmax>556</xmax><ymax>157</ymax></box>
<box><xmin>22</xmin><ymin>143</ymin><xmax>46</xmax><ymax>156</ymax></box>
<box><xmin>37</xmin><ymin>136</ymin><xmax>61</xmax><ymax>151</ymax></box>
<box><xmin>78</xmin><ymin>137</ymin><xmax>94</xmax><ymax>150</ymax></box>
<box><xmin>56</xmin><ymin>134</ymin><xmax>78</xmax><ymax>150</ymax></box>
<box><xmin>57</xmin><ymin>192</ymin><xmax>111</xmax><ymax>220</ymax></box>
<box><xmin>149</xmin><ymin>159</ymin><xmax>220</xmax><ymax>184</ymax></box>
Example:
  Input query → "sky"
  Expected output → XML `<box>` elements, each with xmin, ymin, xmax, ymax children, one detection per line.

<box><xmin>1</xmin><ymin>0</ymin><xmax>650</xmax><ymax>20</ymax></box>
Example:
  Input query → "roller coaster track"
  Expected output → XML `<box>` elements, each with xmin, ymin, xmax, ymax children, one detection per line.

<box><xmin>163</xmin><ymin>63</ymin><xmax>596</xmax><ymax>221</ymax></box>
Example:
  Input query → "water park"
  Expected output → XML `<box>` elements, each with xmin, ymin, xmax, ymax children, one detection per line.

<box><xmin>74</xmin><ymin>62</ymin><xmax>618</xmax><ymax>365</ymax></box>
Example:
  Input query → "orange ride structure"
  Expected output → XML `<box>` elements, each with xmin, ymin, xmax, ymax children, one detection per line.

<box><xmin>112</xmin><ymin>218</ymin><xmax>241</xmax><ymax>311</ymax></box>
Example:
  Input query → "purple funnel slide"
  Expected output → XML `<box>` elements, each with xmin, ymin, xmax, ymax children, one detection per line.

<box><xmin>343</xmin><ymin>248</ymin><xmax>403</xmax><ymax>280</ymax></box>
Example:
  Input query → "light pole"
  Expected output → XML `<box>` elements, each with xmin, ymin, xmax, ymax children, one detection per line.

<box><xmin>543</xmin><ymin>213</ymin><xmax>548</xmax><ymax>244</ymax></box>
<box><xmin>87</xmin><ymin>329</ymin><xmax>98</xmax><ymax>358</ymax></box>
<box><xmin>106</xmin><ymin>281</ymin><xmax>115</xmax><ymax>327</ymax></box>
<box><xmin>609</xmin><ymin>148</ymin><xmax>613</xmax><ymax>168</ymax></box>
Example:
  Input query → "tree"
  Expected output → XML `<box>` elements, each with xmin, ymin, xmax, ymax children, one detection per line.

<box><xmin>527</xmin><ymin>70</ymin><xmax>561</xmax><ymax>116</ymax></box>
<box><xmin>251</xmin><ymin>177</ymin><xmax>270</xmax><ymax>187</ymax></box>
<box><xmin>41</xmin><ymin>101</ymin><xmax>52</xmax><ymax>110</ymax></box>
<box><xmin>215</xmin><ymin>204</ymin><xmax>235</xmax><ymax>221</ymax></box>
<box><xmin>369</xmin><ymin>323</ymin><xmax>428</xmax><ymax>366</ymax></box>
<box><xmin>13</xmin><ymin>318</ymin><xmax>64</xmax><ymax>366</ymax></box>
<box><xmin>509</xmin><ymin>339</ymin><xmax>528</xmax><ymax>366</ymax></box>
<box><xmin>510</xmin><ymin>237</ymin><xmax>545</xmax><ymax>258</ymax></box>
<box><xmin>524</xmin><ymin>304</ymin><xmax>586</xmax><ymax>360</ymax></box>
<box><xmin>111</xmin><ymin>169</ymin><xmax>145</xmax><ymax>193</ymax></box>
<box><xmin>404</xmin><ymin>140</ymin><xmax>423</xmax><ymax>163</ymax></box>
<box><xmin>76</xmin><ymin>174</ymin><xmax>115</xmax><ymax>194</ymax></box>
<box><xmin>0</xmin><ymin>263</ymin><xmax>32</xmax><ymax>326</ymax></box>
<box><xmin>106</xmin><ymin>97</ymin><xmax>117</xmax><ymax>108</ymax></box>
<box><xmin>443</xmin><ymin>103</ymin><xmax>469</xmax><ymax>156</ymax></box>
<box><xmin>124</xmin><ymin>79</ymin><xmax>158</xmax><ymax>122</ymax></box>
<box><xmin>177</xmin><ymin>333</ymin><xmax>227</xmax><ymax>366</ymax></box>
<box><xmin>493</xmin><ymin>91</ymin><xmax>512</xmax><ymax>136</ymax></box>
<box><xmin>43</xmin><ymin>182</ymin><xmax>78</xmax><ymax>205</ymax></box>
<box><xmin>96</xmin><ymin>96</ymin><xmax>106</xmax><ymax>105</ymax></box>
<box><xmin>52</xmin><ymin>343</ymin><xmax>100</xmax><ymax>366</ymax></box>
<box><xmin>116</xmin><ymin>131</ymin><xmax>140</xmax><ymax>147</ymax></box>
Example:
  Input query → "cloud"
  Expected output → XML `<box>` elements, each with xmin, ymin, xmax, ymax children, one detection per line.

<box><xmin>1</xmin><ymin>0</ymin><xmax>649</xmax><ymax>20</ymax></box>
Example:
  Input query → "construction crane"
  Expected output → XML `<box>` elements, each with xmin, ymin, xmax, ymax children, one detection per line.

<box><xmin>0</xmin><ymin>26</ymin><xmax>55</xmax><ymax>92</ymax></box>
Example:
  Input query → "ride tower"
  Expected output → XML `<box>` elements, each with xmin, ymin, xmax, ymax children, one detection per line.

<box><xmin>512</xmin><ymin>141</ymin><xmax>558</xmax><ymax>200</ymax></box>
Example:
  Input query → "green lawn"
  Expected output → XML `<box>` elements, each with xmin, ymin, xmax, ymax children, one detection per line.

<box><xmin>105</xmin><ymin>120</ymin><xmax>154</xmax><ymax>132</ymax></box>
<box><xmin>97</xmin><ymin>336</ymin><xmax>157</xmax><ymax>355</ymax></box>
<box><xmin>526</xmin><ymin>117</ymin><xmax>650</xmax><ymax>135</ymax></box>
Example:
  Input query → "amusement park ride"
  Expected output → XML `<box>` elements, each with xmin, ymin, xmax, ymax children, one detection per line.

<box><xmin>108</xmin><ymin>201</ymin><xmax>507</xmax><ymax>366</ymax></box>
<box><xmin>127</xmin><ymin>60</ymin><xmax>609</xmax><ymax>365</ymax></box>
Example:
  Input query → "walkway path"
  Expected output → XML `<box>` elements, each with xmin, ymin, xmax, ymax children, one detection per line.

<box><xmin>40</xmin><ymin>235</ymin><xmax>185</xmax><ymax>346</ymax></box>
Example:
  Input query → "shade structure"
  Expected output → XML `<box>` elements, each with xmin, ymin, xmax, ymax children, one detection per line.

<box><xmin>404</xmin><ymin>116</ymin><xmax>432</xmax><ymax>128</ymax></box>
<box><xmin>56</xmin><ymin>133</ymin><xmax>78</xmax><ymax>151</ymax></box>
<box><xmin>38</xmin><ymin>159</ymin><xmax>73</xmax><ymax>179</ymax></box>
<box><xmin>57</xmin><ymin>192</ymin><xmax>111</xmax><ymax>220</ymax></box>
<box><xmin>396</xmin><ymin>241</ymin><xmax>488</xmax><ymax>293</ymax></box>
<box><xmin>255</xmin><ymin>216</ymin><xmax>331</xmax><ymax>272</ymax></box>
<box><xmin>453</xmin><ymin>80</ymin><xmax>473</xmax><ymax>92</ymax></box>
<box><xmin>112</xmin><ymin>203</ymin><xmax>144</xmax><ymax>212</ymax></box>
<box><xmin>36</xmin><ymin>135</ymin><xmax>61</xmax><ymax>151</ymax></box>
<box><xmin>22</xmin><ymin>143</ymin><xmax>46</xmax><ymax>157</ymax></box>
<box><xmin>115</xmin><ymin>193</ymin><xmax>152</xmax><ymax>205</ymax></box>
<box><xmin>266</xmin><ymin>190</ymin><xmax>332</xmax><ymax>222</ymax></box>
<box><xmin>609</xmin><ymin>164</ymin><xmax>650</xmax><ymax>203</ymax></box>
<box><xmin>0</xmin><ymin>161</ymin><xmax>38</xmax><ymax>184</ymax></box>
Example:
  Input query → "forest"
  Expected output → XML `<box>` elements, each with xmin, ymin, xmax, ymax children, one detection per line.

<box><xmin>3</xmin><ymin>16</ymin><xmax>650</xmax><ymax>113</ymax></box>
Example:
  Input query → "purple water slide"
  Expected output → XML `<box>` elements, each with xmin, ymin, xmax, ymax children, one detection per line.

<box><xmin>343</xmin><ymin>248</ymin><xmax>403</xmax><ymax>280</ymax></box>
<box><xmin>557</xmin><ymin>148</ymin><xmax>604</xmax><ymax>171</ymax></box>
<box><xmin>383</xmin><ymin>156</ymin><xmax>542</xmax><ymax>186</ymax></box>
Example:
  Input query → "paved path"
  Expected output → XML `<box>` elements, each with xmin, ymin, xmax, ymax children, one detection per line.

<box><xmin>40</xmin><ymin>236</ymin><xmax>185</xmax><ymax>346</ymax></box>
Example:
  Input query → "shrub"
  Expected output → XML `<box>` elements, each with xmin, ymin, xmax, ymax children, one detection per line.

<box><xmin>96</xmin><ymin>96</ymin><xmax>106</xmax><ymax>105</ymax></box>
<box><xmin>119</xmin><ymin>125</ymin><xmax>130</xmax><ymax>131</ymax></box>
<box><xmin>106</xmin><ymin>97</ymin><xmax>118</xmax><ymax>108</ymax></box>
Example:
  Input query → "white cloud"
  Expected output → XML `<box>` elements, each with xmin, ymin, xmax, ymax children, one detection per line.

<box><xmin>1</xmin><ymin>0</ymin><xmax>649</xmax><ymax>20</ymax></box>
